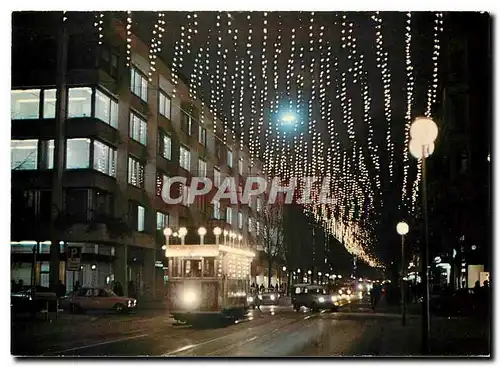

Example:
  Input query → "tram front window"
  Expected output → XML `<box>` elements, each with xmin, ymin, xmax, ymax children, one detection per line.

<box><xmin>184</xmin><ymin>260</ymin><xmax>202</xmax><ymax>277</ymax></box>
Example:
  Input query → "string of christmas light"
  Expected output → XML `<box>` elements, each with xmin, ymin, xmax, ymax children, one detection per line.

<box><xmin>372</xmin><ymin>12</ymin><xmax>395</xmax><ymax>183</ymax></box>
<box><xmin>258</xmin><ymin>12</ymin><xmax>269</xmax><ymax>169</ymax></box>
<box><xmin>401</xmin><ymin>12</ymin><xmax>415</xmax><ymax>212</ymax></box>
<box><xmin>148</xmin><ymin>12</ymin><xmax>166</xmax><ymax>83</ymax></box>
<box><xmin>125</xmin><ymin>11</ymin><xmax>132</xmax><ymax>67</ymax></box>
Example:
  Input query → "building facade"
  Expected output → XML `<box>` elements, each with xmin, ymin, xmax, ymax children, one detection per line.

<box><xmin>11</xmin><ymin>12</ymin><xmax>280</xmax><ymax>299</ymax></box>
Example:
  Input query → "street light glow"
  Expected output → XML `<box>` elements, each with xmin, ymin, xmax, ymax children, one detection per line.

<box><xmin>396</xmin><ymin>222</ymin><xmax>409</xmax><ymax>235</ymax></box>
<box><xmin>410</xmin><ymin>117</ymin><xmax>438</xmax><ymax>145</ymax></box>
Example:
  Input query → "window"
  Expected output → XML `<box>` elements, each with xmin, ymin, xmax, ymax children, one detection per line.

<box><xmin>93</xmin><ymin>140</ymin><xmax>117</xmax><ymax>177</ymax></box>
<box><xmin>156</xmin><ymin>212</ymin><xmax>169</xmax><ymax>230</ymax></box>
<box><xmin>134</xmin><ymin>204</ymin><xmax>145</xmax><ymax>232</ymax></box>
<box><xmin>66</xmin><ymin>138</ymin><xmax>90</xmax><ymax>169</ymax></box>
<box><xmin>40</xmin><ymin>140</ymin><xmax>54</xmax><ymax>169</ymax></box>
<box><xmin>99</xmin><ymin>47</ymin><xmax>119</xmax><ymax>78</ymax></box>
<box><xmin>226</xmin><ymin>207</ymin><xmax>232</xmax><ymax>225</ymax></box>
<box><xmin>227</xmin><ymin>149</ymin><xmax>233</xmax><ymax>168</ymax></box>
<box><xmin>128</xmin><ymin>156</ymin><xmax>145</xmax><ymax>188</ymax></box>
<box><xmin>238</xmin><ymin>157</ymin><xmax>244</xmax><ymax>175</ymax></box>
<box><xmin>256</xmin><ymin>221</ymin><xmax>260</xmax><ymax>233</ymax></box>
<box><xmin>159</xmin><ymin>91</ymin><xmax>171</xmax><ymax>118</ymax></box>
<box><xmin>11</xmin><ymin>89</ymin><xmax>40</xmax><ymax>120</ymax></box>
<box><xmin>214</xmin><ymin>168</ymin><xmax>221</xmax><ymax>187</ymax></box>
<box><xmin>198</xmin><ymin>159</ymin><xmax>207</xmax><ymax>177</ymax></box>
<box><xmin>248</xmin><ymin>217</ymin><xmax>253</xmax><ymax>233</ymax></box>
<box><xmin>257</xmin><ymin>197</ymin><xmax>262</xmax><ymax>212</ymax></box>
<box><xmin>181</xmin><ymin>111</ymin><xmax>192</xmax><ymax>135</ymax></box>
<box><xmin>129</xmin><ymin>112</ymin><xmax>147</xmax><ymax>145</ymax></box>
<box><xmin>238</xmin><ymin>212</ymin><xmax>243</xmax><ymax>229</ymax></box>
<box><xmin>156</xmin><ymin>172</ymin><xmax>169</xmax><ymax>196</ymax></box>
<box><xmin>213</xmin><ymin>201</ymin><xmax>221</xmax><ymax>219</ymax></box>
<box><xmin>130</xmin><ymin>67</ymin><xmax>148</xmax><ymax>102</ymax></box>
<box><xmin>198</xmin><ymin>125</ymin><xmax>207</xmax><ymax>146</ymax></box>
<box><xmin>179</xmin><ymin>146</ymin><xmax>191</xmax><ymax>171</ymax></box>
<box><xmin>11</xmin><ymin>140</ymin><xmax>38</xmax><ymax>170</ymax></box>
<box><xmin>43</xmin><ymin>89</ymin><xmax>56</xmax><ymax>119</ymax></box>
<box><xmin>158</xmin><ymin>132</ymin><xmax>172</xmax><ymax>160</ymax></box>
<box><xmin>68</xmin><ymin>87</ymin><xmax>92</xmax><ymax>118</ymax></box>
<box><xmin>95</xmin><ymin>90</ymin><xmax>118</xmax><ymax>128</ymax></box>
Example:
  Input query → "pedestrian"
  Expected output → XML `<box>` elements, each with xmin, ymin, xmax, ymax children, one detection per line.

<box><xmin>254</xmin><ymin>289</ymin><xmax>263</xmax><ymax>316</ymax></box>
<box><xmin>57</xmin><ymin>280</ymin><xmax>66</xmax><ymax>299</ymax></box>
<box><xmin>74</xmin><ymin>280</ymin><xmax>81</xmax><ymax>293</ymax></box>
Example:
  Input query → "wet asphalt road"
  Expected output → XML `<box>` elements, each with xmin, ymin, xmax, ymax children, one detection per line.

<box><xmin>12</xmin><ymin>299</ymin><xmax>490</xmax><ymax>357</ymax></box>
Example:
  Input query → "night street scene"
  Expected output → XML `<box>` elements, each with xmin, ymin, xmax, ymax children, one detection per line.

<box><xmin>10</xmin><ymin>10</ymin><xmax>491</xmax><ymax>357</ymax></box>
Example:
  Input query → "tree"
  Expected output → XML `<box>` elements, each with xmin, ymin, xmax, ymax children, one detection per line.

<box><xmin>255</xmin><ymin>204</ymin><xmax>284</xmax><ymax>288</ymax></box>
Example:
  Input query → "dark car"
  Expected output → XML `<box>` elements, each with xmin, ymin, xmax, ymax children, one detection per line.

<box><xmin>292</xmin><ymin>284</ymin><xmax>339</xmax><ymax>312</ymax></box>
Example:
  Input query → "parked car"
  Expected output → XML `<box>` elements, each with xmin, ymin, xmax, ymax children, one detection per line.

<box><xmin>11</xmin><ymin>286</ymin><xmax>58</xmax><ymax>314</ymax></box>
<box><xmin>61</xmin><ymin>287</ymin><xmax>137</xmax><ymax>313</ymax></box>
<box><xmin>292</xmin><ymin>284</ymin><xmax>339</xmax><ymax>312</ymax></box>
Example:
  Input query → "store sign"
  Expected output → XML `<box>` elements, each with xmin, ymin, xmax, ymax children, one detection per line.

<box><xmin>66</xmin><ymin>246</ymin><xmax>82</xmax><ymax>271</ymax></box>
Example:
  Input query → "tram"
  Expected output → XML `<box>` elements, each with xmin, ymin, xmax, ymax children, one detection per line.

<box><xmin>165</xmin><ymin>243</ymin><xmax>255</xmax><ymax>325</ymax></box>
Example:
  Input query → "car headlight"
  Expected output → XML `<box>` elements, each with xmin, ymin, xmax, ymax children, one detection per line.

<box><xmin>347</xmin><ymin>289</ymin><xmax>352</xmax><ymax>295</ymax></box>
<box><xmin>331</xmin><ymin>295</ymin><xmax>337</xmax><ymax>302</ymax></box>
<box><xmin>182</xmin><ymin>291</ymin><xmax>198</xmax><ymax>306</ymax></box>
<box><xmin>258</xmin><ymin>295</ymin><xmax>262</xmax><ymax>300</ymax></box>
<box><xmin>338</xmin><ymin>289</ymin><xmax>343</xmax><ymax>295</ymax></box>
<box><xmin>128</xmin><ymin>300</ymin><xmax>132</xmax><ymax>307</ymax></box>
<box><xmin>270</xmin><ymin>295</ymin><xmax>275</xmax><ymax>301</ymax></box>
<box><xmin>318</xmin><ymin>297</ymin><xmax>325</xmax><ymax>303</ymax></box>
<box><xmin>358</xmin><ymin>284</ymin><xmax>363</xmax><ymax>290</ymax></box>
<box><xmin>247</xmin><ymin>296</ymin><xmax>254</xmax><ymax>302</ymax></box>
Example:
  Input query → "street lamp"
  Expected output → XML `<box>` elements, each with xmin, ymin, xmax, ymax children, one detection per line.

<box><xmin>198</xmin><ymin>227</ymin><xmax>207</xmax><ymax>245</ymax></box>
<box><xmin>223</xmin><ymin>230</ymin><xmax>228</xmax><ymax>245</ymax></box>
<box><xmin>238</xmin><ymin>234</ymin><xmax>243</xmax><ymax>247</ymax></box>
<box><xmin>409</xmin><ymin>116</ymin><xmax>438</xmax><ymax>354</ymax></box>
<box><xmin>213</xmin><ymin>227</ymin><xmax>222</xmax><ymax>245</ymax></box>
<box><xmin>397</xmin><ymin>221</ymin><xmax>410</xmax><ymax>326</ymax></box>
<box><xmin>178</xmin><ymin>227</ymin><xmax>187</xmax><ymax>246</ymax></box>
<box><xmin>163</xmin><ymin>227</ymin><xmax>173</xmax><ymax>256</ymax></box>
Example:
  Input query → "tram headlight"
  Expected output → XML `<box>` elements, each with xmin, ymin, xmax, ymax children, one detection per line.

<box><xmin>270</xmin><ymin>295</ymin><xmax>275</xmax><ymax>301</ymax></box>
<box><xmin>182</xmin><ymin>290</ymin><xmax>198</xmax><ymax>307</ymax></box>
<box><xmin>331</xmin><ymin>295</ymin><xmax>337</xmax><ymax>302</ymax></box>
<box><xmin>318</xmin><ymin>297</ymin><xmax>325</xmax><ymax>303</ymax></box>
<box><xmin>258</xmin><ymin>295</ymin><xmax>262</xmax><ymax>300</ymax></box>
<box><xmin>338</xmin><ymin>289</ymin><xmax>343</xmax><ymax>295</ymax></box>
<box><xmin>247</xmin><ymin>296</ymin><xmax>254</xmax><ymax>303</ymax></box>
<box><xmin>347</xmin><ymin>289</ymin><xmax>352</xmax><ymax>295</ymax></box>
<box><xmin>358</xmin><ymin>284</ymin><xmax>364</xmax><ymax>291</ymax></box>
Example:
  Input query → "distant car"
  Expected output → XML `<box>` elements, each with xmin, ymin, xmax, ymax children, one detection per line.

<box><xmin>62</xmin><ymin>287</ymin><xmax>136</xmax><ymax>313</ymax></box>
<box><xmin>292</xmin><ymin>284</ymin><xmax>339</xmax><ymax>312</ymax></box>
<box><xmin>257</xmin><ymin>289</ymin><xmax>281</xmax><ymax>306</ymax></box>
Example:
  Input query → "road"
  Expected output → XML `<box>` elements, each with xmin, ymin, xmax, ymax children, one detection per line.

<box><xmin>12</xmin><ymin>300</ymin><xmax>490</xmax><ymax>357</ymax></box>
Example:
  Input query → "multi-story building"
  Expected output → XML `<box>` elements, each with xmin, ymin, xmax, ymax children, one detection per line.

<box><xmin>10</xmin><ymin>12</ymin><xmax>271</xmax><ymax>299</ymax></box>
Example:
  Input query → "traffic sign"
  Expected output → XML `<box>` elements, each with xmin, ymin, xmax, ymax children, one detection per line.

<box><xmin>66</xmin><ymin>246</ymin><xmax>82</xmax><ymax>271</ymax></box>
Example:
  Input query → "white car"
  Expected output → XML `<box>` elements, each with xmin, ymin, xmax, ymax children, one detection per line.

<box><xmin>63</xmin><ymin>287</ymin><xmax>136</xmax><ymax>313</ymax></box>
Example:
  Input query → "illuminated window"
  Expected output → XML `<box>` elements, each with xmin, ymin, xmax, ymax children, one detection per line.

<box><xmin>227</xmin><ymin>149</ymin><xmax>233</xmax><ymax>168</ymax></box>
<box><xmin>198</xmin><ymin>125</ymin><xmax>207</xmax><ymax>146</ymax></box>
<box><xmin>238</xmin><ymin>157</ymin><xmax>244</xmax><ymax>175</ymax></box>
<box><xmin>11</xmin><ymin>89</ymin><xmax>40</xmax><ymax>120</ymax></box>
<box><xmin>181</xmin><ymin>111</ymin><xmax>192</xmax><ymax>135</ymax></box>
<box><xmin>214</xmin><ymin>168</ymin><xmax>221</xmax><ymax>187</ymax></box>
<box><xmin>226</xmin><ymin>207</ymin><xmax>232</xmax><ymax>225</ymax></box>
<box><xmin>156</xmin><ymin>212</ymin><xmax>169</xmax><ymax>230</ymax></box>
<box><xmin>68</xmin><ymin>87</ymin><xmax>92</xmax><ymax>118</ymax></box>
<box><xmin>66</xmin><ymin>139</ymin><xmax>90</xmax><ymax>169</ymax></box>
<box><xmin>130</xmin><ymin>67</ymin><xmax>148</xmax><ymax>102</ymax></box>
<box><xmin>129</xmin><ymin>112</ymin><xmax>147</xmax><ymax>145</ymax></box>
<box><xmin>159</xmin><ymin>91</ymin><xmax>171</xmax><ymax>118</ymax></box>
<box><xmin>95</xmin><ymin>90</ymin><xmax>118</xmax><ymax>128</ymax></box>
<box><xmin>43</xmin><ymin>89</ymin><xmax>56</xmax><ymax>119</ymax></box>
<box><xmin>238</xmin><ymin>212</ymin><xmax>243</xmax><ymax>229</ymax></box>
<box><xmin>179</xmin><ymin>145</ymin><xmax>190</xmax><ymax>171</ymax></box>
<box><xmin>11</xmin><ymin>139</ymin><xmax>38</xmax><ymax>170</ymax></box>
<box><xmin>198</xmin><ymin>159</ymin><xmax>207</xmax><ymax>177</ymax></box>
<box><xmin>213</xmin><ymin>201</ymin><xmax>220</xmax><ymax>219</ymax></box>
<box><xmin>93</xmin><ymin>140</ymin><xmax>117</xmax><ymax>177</ymax></box>
<box><xmin>128</xmin><ymin>156</ymin><xmax>145</xmax><ymax>188</ymax></box>
<box><xmin>158</xmin><ymin>131</ymin><xmax>171</xmax><ymax>160</ymax></box>
<box><xmin>248</xmin><ymin>217</ymin><xmax>253</xmax><ymax>233</ymax></box>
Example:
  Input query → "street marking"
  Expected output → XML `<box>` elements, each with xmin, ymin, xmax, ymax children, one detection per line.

<box><xmin>52</xmin><ymin>333</ymin><xmax>148</xmax><ymax>354</ymax></box>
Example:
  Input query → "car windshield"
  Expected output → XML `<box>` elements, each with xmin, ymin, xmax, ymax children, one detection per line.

<box><xmin>106</xmin><ymin>289</ymin><xmax>118</xmax><ymax>297</ymax></box>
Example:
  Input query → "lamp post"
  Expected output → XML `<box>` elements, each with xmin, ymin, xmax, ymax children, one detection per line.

<box><xmin>198</xmin><ymin>227</ymin><xmax>207</xmax><ymax>245</ymax></box>
<box><xmin>178</xmin><ymin>227</ymin><xmax>187</xmax><ymax>246</ymax></box>
<box><xmin>238</xmin><ymin>234</ymin><xmax>243</xmax><ymax>247</ymax></box>
<box><xmin>223</xmin><ymin>230</ymin><xmax>228</xmax><ymax>245</ymax></box>
<box><xmin>214</xmin><ymin>227</ymin><xmax>222</xmax><ymax>245</ymax></box>
<box><xmin>163</xmin><ymin>227</ymin><xmax>173</xmax><ymax>256</ymax></box>
<box><xmin>409</xmin><ymin>116</ymin><xmax>438</xmax><ymax>354</ymax></box>
<box><xmin>397</xmin><ymin>221</ymin><xmax>410</xmax><ymax>326</ymax></box>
